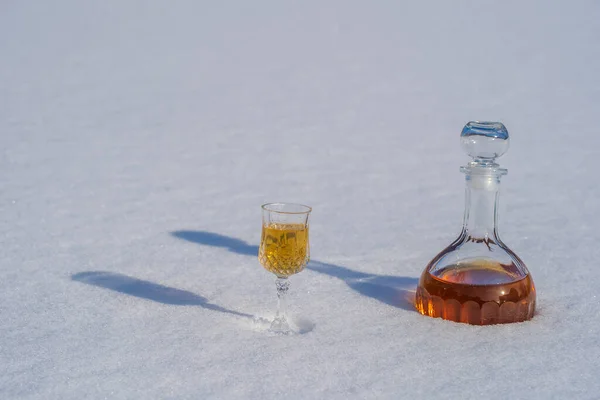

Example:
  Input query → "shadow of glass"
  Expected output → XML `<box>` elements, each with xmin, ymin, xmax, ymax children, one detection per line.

<box><xmin>171</xmin><ymin>230</ymin><xmax>419</xmax><ymax>311</ymax></box>
<box><xmin>72</xmin><ymin>271</ymin><xmax>252</xmax><ymax>318</ymax></box>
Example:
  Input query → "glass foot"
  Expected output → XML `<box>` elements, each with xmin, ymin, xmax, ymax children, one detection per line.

<box><xmin>269</xmin><ymin>316</ymin><xmax>293</xmax><ymax>335</ymax></box>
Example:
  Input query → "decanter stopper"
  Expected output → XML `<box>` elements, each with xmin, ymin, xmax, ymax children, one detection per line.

<box><xmin>460</xmin><ymin>121</ymin><xmax>509</xmax><ymax>166</ymax></box>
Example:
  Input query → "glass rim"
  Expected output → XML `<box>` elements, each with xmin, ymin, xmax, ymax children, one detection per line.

<box><xmin>261</xmin><ymin>202</ymin><xmax>312</xmax><ymax>214</ymax></box>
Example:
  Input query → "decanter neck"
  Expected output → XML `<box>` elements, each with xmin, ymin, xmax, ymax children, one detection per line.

<box><xmin>462</xmin><ymin>172</ymin><xmax>502</xmax><ymax>239</ymax></box>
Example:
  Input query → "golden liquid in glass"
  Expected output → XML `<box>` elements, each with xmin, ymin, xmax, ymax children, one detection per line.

<box><xmin>415</xmin><ymin>260</ymin><xmax>535</xmax><ymax>325</ymax></box>
<box><xmin>259</xmin><ymin>223</ymin><xmax>309</xmax><ymax>277</ymax></box>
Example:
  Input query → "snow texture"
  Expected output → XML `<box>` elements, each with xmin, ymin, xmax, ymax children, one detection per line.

<box><xmin>1</xmin><ymin>1</ymin><xmax>600</xmax><ymax>399</ymax></box>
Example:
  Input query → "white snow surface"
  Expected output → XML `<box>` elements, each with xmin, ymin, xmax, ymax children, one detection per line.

<box><xmin>2</xmin><ymin>1</ymin><xmax>600</xmax><ymax>399</ymax></box>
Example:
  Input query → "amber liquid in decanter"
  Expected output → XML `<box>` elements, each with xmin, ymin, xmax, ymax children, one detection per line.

<box><xmin>416</xmin><ymin>259</ymin><xmax>535</xmax><ymax>324</ymax></box>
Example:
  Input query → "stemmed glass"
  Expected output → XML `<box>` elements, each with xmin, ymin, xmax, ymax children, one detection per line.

<box><xmin>258</xmin><ymin>203</ymin><xmax>311</xmax><ymax>334</ymax></box>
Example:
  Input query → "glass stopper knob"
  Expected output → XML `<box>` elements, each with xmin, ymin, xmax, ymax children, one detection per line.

<box><xmin>461</xmin><ymin>121</ymin><xmax>509</xmax><ymax>164</ymax></box>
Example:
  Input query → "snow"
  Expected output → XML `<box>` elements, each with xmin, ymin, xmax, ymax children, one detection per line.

<box><xmin>2</xmin><ymin>0</ymin><xmax>600</xmax><ymax>398</ymax></box>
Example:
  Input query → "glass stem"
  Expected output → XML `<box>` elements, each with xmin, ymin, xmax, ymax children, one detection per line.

<box><xmin>275</xmin><ymin>277</ymin><xmax>289</xmax><ymax>321</ymax></box>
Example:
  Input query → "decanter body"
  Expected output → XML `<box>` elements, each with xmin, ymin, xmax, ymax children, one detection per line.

<box><xmin>415</xmin><ymin>122</ymin><xmax>535</xmax><ymax>325</ymax></box>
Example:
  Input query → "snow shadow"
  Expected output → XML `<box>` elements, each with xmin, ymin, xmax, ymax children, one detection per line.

<box><xmin>171</xmin><ymin>230</ymin><xmax>419</xmax><ymax>312</ymax></box>
<box><xmin>308</xmin><ymin>261</ymin><xmax>418</xmax><ymax>311</ymax></box>
<box><xmin>72</xmin><ymin>271</ymin><xmax>253</xmax><ymax>318</ymax></box>
<box><xmin>172</xmin><ymin>231</ymin><xmax>258</xmax><ymax>256</ymax></box>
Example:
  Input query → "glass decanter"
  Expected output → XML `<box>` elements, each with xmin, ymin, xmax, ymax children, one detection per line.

<box><xmin>415</xmin><ymin>121</ymin><xmax>536</xmax><ymax>325</ymax></box>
